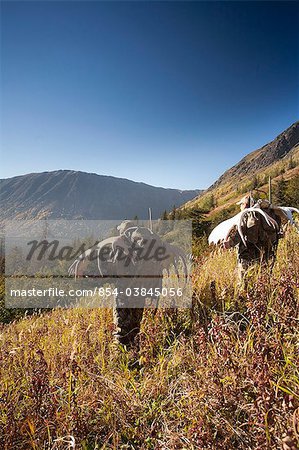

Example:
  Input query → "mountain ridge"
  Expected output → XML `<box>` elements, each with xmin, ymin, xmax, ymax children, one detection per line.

<box><xmin>0</xmin><ymin>170</ymin><xmax>202</xmax><ymax>221</ymax></box>
<box><xmin>183</xmin><ymin>121</ymin><xmax>299</xmax><ymax>214</ymax></box>
<box><xmin>208</xmin><ymin>121</ymin><xmax>299</xmax><ymax>191</ymax></box>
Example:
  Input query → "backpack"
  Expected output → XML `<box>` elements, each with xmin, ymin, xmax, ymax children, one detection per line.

<box><xmin>242</xmin><ymin>204</ymin><xmax>280</xmax><ymax>248</ymax></box>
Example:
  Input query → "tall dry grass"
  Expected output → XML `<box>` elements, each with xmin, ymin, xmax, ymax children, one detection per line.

<box><xmin>0</xmin><ymin>229</ymin><xmax>298</xmax><ymax>449</ymax></box>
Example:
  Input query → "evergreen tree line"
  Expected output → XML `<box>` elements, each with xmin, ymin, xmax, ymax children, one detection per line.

<box><xmin>272</xmin><ymin>174</ymin><xmax>299</xmax><ymax>206</ymax></box>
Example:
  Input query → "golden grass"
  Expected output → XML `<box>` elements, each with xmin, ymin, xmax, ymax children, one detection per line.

<box><xmin>0</xmin><ymin>230</ymin><xmax>298</xmax><ymax>449</ymax></box>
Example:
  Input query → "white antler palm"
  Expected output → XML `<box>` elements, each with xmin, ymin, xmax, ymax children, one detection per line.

<box><xmin>68</xmin><ymin>235</ymin><xmax>133</xmax><ymax>279</ymax></box>
<box><xmin>277</xmin><ymin>207</ymin><xmax>299</xmax><ymax>225</ymax></box>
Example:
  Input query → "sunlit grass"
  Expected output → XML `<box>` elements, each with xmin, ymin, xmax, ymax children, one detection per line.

<box><xmin>0</xmin><ymin>230</ymin><xmax>298</xmax><ymax>449</ymax></box>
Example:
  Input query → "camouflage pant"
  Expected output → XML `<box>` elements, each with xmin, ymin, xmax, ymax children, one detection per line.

<box><xmin>113</xmin><ymin>304</ymin><xmax>144</xmax><ymax>347</ymax></box>
<box><xmin>112</xmin><ymin>263</ymin><xmax>163</xmax><ymax>347</ymax></box>
<box><xmin>112</xmin><ymin>292</ymin><xmax>162</xmax><ymax>347</ymax></box>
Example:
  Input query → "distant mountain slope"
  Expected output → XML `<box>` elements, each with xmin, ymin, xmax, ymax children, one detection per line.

<box><xmin>183</xmin><ymin>121</ymin><xmax>299</xmax><ymax>214</ymax></box>
<box><xmin>0</xmin><ymin>170</ymin><xmax>201</xmax><ymax>221</ymax></box>
<box><xmin>210</xmin><ymin>121</ymin><xmax>299</xmax><ymax>190</ymax></box>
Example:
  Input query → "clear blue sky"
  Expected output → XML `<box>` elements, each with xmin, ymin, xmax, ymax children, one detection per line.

<box><xmin>1</xmin><ymin>1</ymin><xmax>298</xmax><ymax>189</ymax></box>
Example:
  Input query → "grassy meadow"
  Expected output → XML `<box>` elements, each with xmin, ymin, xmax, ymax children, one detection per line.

<box><xmin>0</xmin><ymin>229</ymin><xmax>298</xmax><ymax>449</ymax></box>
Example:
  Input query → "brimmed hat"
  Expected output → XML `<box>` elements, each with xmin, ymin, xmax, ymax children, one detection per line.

<box><xmin>117</xmin><ymin>220</ymin><xmax>136</xmax><ymax>234</ymax></box>
<box><xmin>236</xmin><ymin>195</ymin><xmax>250</xmax><ymax>206</ymax></box>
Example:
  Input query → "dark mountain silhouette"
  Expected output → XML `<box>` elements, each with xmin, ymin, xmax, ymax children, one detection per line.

<box><xmin>0</xmin><ymin>170</ymin><xmax>201</xmax><ymax>221</ymax></box>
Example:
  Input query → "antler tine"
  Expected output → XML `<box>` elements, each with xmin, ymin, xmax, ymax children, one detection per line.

<box><xmin>164</xmin><ymin>242</ymin><xmax>189</xmax><ymax>285</ymax></box>
<box><xmin>74</xmin><ymin>260</ymin><xmax>80</xmax><ymax>280</ymax></box>
<box><xmin>68</xmin><ymin>260</ymin><xmax>77</xmax><ymax>277</ymax></box>
<box><xmin>173</xmin><ymin>258</ymin><xmax>180</xmax><ymax>279</ymax></box>
<box><xmin>97</xmin><ymin>247</ymin><xmax>104</xmax><ymax>277</ymax></box>
<box><xmin>236</xmin><ymin>217</ymin><xmax>247</xmax><ymax>247</ymax></box>
<box><xmin>176</xmin><ymin>253</ymin><xmax>189</xmax><ymax>286</ymax></box>
<box><xmin>123</xmin><ymin>227</ymin><xmax>139</xmax><ymax>239</ymax></box>
<box><xmin>180</xmin><ymin>254</ymin><xmax>189</xmax><ymax>284</ymax></box>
